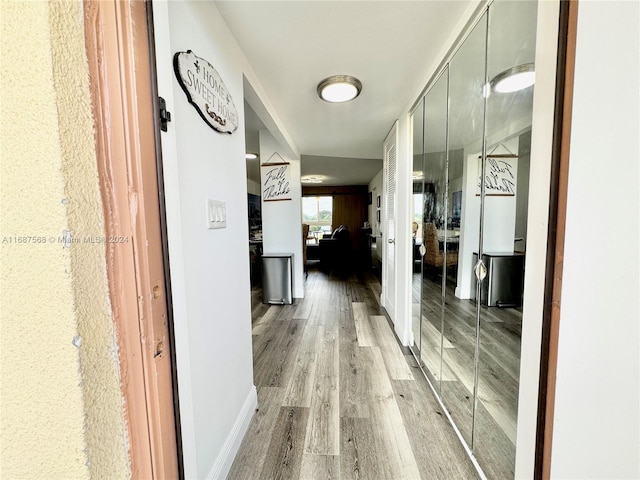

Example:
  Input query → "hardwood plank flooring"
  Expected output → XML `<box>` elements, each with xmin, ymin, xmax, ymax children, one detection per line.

<box><xmin>253</xmin><ymin>317</ymin><xmax>305</xmax><ymax>388</ymax></box>
<box><xmin>303</xmin><ymin>332</ymin><xmax>339</xmax><ymax>455</ymax></box>
<box><xmin>352</xmin><ymin>302</ymin><xmax>375</xmax><ymax>347</ymax></box>
<box><xmin>228</xmin><ymin>267</ymin><xmax>479</xmax><ymax>480</ymax></box>
<box><xmin>283</xmin><ymin>326</ymin><xmax>324</xmax><ymax>408</ymax></box>
<box><xmin>293</xmin><ymin>295</ymin><xmax>314</xmax><ymax>320</ymax></box>
<box><xmin>338</xmin><ymin>330</ymin><xmax>372</xmax><ymax>419</ymax></box>
<box><xmin>367</xmin><ymin>345</ymin><xmax>421</xmax><ymax>479</ymax></box>
<box><xmin>228</xmin><ymin>386</ymin><xmax>285</xmax><ymax>480</ymax></box>
<box><xmin>260</xmin><ymin>406</ymin><xmax>309</xmax><ymax>480</ymax></box>
<box><xmin>300</xmin><ymin>454</ymin><xmax>340</xmax><ymax>480</ymax></box>
<box><xmin>339</xmin><ymin>416</ymin><xmax>385</xmax><ymax>479</ymax></box>
<box><xmin>253</xmin><ymin>305</ymin><xmax>279</xmax><ymax>335</ymax></box>
<box><xmin>370</xmin><ymin>315</ymin><xmax>414</xmax><ymax>381</ymax></box>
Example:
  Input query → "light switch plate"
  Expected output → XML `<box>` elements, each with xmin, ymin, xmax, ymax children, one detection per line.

<box><xmin>207</xmin><ymin>199</ymin><xmax>226</xmax><ymax>229</ymax></box>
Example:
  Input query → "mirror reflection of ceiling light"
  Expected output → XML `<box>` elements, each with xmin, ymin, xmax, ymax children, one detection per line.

<box><xmin>245</xmin><ymin>152</ymin><xmax>258</xmax><ymax>160</ymax></box>
<box><xmin>317</xmin><ymin>75</ymin><xmax>362</xmax><ymax>103</ymax></box>
<box><xmin>301</xmin><ymin>176</ymin><xmax>323</xmax><ymax>184</ymax></box>
<box><xmin>490</xmin><ymin>63</ymin><xmax>535</xmax><ymax>93</ymax></box>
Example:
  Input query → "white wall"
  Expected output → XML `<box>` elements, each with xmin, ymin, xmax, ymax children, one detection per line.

<box><xmin>457</xmin><ymin>151</ymin><xmax>482</xmax><ymax>299</ymax></box>
<box><xmin>550</xmin><ymin>2</ymin><xmax>640</xmax><ymax>478</ymax></box>
<box><xmin>482</xmin><ymin>138</ymin><xmax>519</xmax><ymax>252</ymax></box>
<box><xmin>153</xmin><ymin>2</ymin><xmax>256</xmax><ymax>477</ymax></box>
<box><xmin>515</xmin><ymin>2</ymin><xmax>561</xmax><ymax>476</ymax></box>
<box><xmin>393</xmin><ymin>115</ymin><xmax>414</xmax><ymax>345</ymax></box>
<box><xmin>259</xmin><ymin>129</ymin><xmax>304</xmax><ymax>299</ymax></box>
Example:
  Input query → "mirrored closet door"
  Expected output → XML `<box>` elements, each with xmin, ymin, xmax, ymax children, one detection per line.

<box><xmin>419</xmin><ymin>68</ymin><xmax>449</xmax><ymax>391</ymax></box>
<box><xmin>411</xmin><ymin>98</ymin><xmax>424</xmax><ymax>356</ymax></box>
<box><xmin>409</xmin><ymin>1</ymin><xmax>537</xmax><ymax>478</ymax></box>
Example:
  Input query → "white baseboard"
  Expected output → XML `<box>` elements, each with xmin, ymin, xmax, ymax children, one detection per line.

<box><xmin>207</xmin><ymin>386</ymin><xmax>258</xmax><ymax>480</ymax></box>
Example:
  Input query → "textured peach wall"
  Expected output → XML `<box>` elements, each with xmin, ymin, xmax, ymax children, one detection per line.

<box><xmin>0</xmin><ymin>1</ymin><xmax>128</xmax><ymax>477</ymax></box>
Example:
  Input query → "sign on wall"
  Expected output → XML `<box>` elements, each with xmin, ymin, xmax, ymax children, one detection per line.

<box><xmin>173</xmin><ymin>50</ymin><xmax>239</xmax><ymax>134</ymax></box>
<box><xmin>477</xmin><ymin>154</ymin><xmax>518</xmax><ymax>196</ymax></box>
<box><xmin>261</xmin><ymin>153</ymin><xmax>291</xmax><ymax>202</ymax></box>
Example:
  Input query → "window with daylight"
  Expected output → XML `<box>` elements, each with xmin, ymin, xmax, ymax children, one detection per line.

<box><xmin>302</xmin><ymin>196</ymin><xmax>333</xmax><ymax>240</ymax></box>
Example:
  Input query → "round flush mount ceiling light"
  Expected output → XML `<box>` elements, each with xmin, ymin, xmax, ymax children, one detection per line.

<box><xmin>245</xmin><ymin>152</ymin><xmax>258</xmax><ymax>160</ymax></box>
<box><xmin>317</xmin><ymin>75</ymin><xmax>362</xmax><ymax>103</ymax></box>
<box><xmin>491</xmin><ymin>63</ymin><xmax>535</xmax><ymax>93</ymax></box>
<box><xmin>301</xmin><ymin>176</ymin><xmax>323</xmax><ymax>184</ymax></box>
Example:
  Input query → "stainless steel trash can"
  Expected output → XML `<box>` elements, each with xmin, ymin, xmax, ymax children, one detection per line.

<box><xmin>262</xmin><ymin>253</ymin><xmax>293</xmax><ymax>305</ymax></box>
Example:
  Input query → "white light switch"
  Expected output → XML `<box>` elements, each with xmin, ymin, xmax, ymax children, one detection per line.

<box><xmin>207</xmin><ymin>199</ymin><xmax>226</xmax><ymax>229</ymax></box>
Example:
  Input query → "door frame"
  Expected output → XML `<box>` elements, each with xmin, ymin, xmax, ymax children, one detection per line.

<box><xmin>535</xmin><ymin>0</ymin><xmax>578</xmax><ymax>477</ymax></box>
<box><xmin>84</xmin><ymin>0</ymin><xmax>181</xmax><ymax>477</ymax></box>
<box><xmin>382</xmin><ymin>121</ymin><xmax>399</xmax><ymax>322</ymax></box>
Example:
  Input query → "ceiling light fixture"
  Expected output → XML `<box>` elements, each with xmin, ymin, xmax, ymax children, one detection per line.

<box><xmin>245</xmin><ymin>152</ymin><xmax>258</xmax><ymax>160</ymax></box>
<box><xmin>317</xmin><ymin>75</ymin><xmax>362</xmax><ymax>103</ymax></box>
<box><xmin>490</xmin><ymin>63</ymin><xmax>535</xmax><ymax>93</ymax></box>
<box><xmin>301</xmin><ymin>176</ymin><xmax>323</xmax><ymax>184</ymax></box>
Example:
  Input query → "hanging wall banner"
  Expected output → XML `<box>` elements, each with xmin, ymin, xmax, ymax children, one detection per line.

<box><xmin>173</xmin><ymin>50</ymin><xmax>239</xmax><ymax>134</ymax></box>
<box><xmin>476</xmin><ymin>154</ymin><xmax>518</xmax><ymax>196</ymax></box>
<box><xmin>261</xmin><ymin>153</ymin><xmax>291</xmax><ymax>202</ymax></box>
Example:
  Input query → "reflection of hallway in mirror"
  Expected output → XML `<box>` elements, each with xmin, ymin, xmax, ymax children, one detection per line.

<box><xmin>419</xmin><ymin>275</ymin><xmax>521</xmax><ymax>479</ymax></box>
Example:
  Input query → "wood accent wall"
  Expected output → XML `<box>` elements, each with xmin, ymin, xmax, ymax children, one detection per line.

<box><xmin>303</xmin><ymin>186</ymin><xmax>368</xmax><ymax>250</ymax></box>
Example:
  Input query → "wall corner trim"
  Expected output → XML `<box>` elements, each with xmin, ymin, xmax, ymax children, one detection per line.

<box><xmin>207</xmin><ymin>386</ymin><xmax>258</xmax><ymax>479</ymax></box>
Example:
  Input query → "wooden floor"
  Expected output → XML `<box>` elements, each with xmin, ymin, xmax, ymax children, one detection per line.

<box><xmin>228</xmin><ymin>267</ymin><xmax>479</xmax><ymax>480</ymax></box>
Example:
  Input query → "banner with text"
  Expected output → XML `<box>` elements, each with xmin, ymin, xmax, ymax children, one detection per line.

<box><xmin>261</xmin><ymin>162</ymin><xmax>291</xmax><ymax>202</ymax></box>
<box><xmin>476</xmin><ymin>156</ymin><xmax>518</xmax><ymax>196</ymax></box>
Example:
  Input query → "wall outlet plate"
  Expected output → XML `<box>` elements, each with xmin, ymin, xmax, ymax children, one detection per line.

<box><xmin>207</xmin><ymin>199</ymin><xmax>226</xmax><ymax>229</ymax></box>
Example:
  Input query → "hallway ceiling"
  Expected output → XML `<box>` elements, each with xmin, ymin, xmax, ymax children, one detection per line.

<box><xmin>215</xmin><ymin>0</ymin><xmax>475</xmax><ymax>184</ymax></box>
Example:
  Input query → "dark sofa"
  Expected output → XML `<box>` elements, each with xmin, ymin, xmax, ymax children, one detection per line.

<box><xmin>318</xmin><ymin>225</ymin><xmax>351</xmax><ymax>274</ymax></box>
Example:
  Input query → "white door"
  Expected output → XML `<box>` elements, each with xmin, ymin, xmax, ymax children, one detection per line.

<box><xmin>383</xmin><ymin>121</ymin><xmax>398</xmax><ymax>323</ymax></box>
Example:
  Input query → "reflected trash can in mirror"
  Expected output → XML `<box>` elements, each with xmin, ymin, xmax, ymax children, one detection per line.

<box><xmin>262</xmin><ymin>253</ymin><xmax>293</xmax><ymax>305</ymax></box>
<box><xmin>472</xmin><ymin>252</ymin><xmax>525</xmax><ymax>307</ymax></box>
<box><xmin>483</xmin><ymin>252</ymin><xmax>525</xmax><ymax>308</ymax></box>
